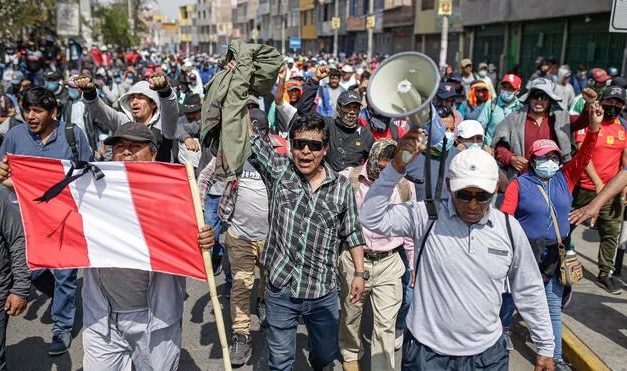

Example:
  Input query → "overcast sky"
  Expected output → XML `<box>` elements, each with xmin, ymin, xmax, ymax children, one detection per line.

<box><xmin>155</xmin><ymin>0</ymin><xmax>188</xmax><ymax>19</ymax></box>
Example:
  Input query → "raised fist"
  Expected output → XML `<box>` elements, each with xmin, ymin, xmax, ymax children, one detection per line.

<box><xmin>582</xmin><ymin>87</ymin><xmax>598</xmax><ymax>104</ymax></box>
<box><xmin>148</xmin><ymin>73</ymin><xmax>168</xmax><ymax>91</ymax></box>
<box><xmin>316</xmin><ymin>66</ymin><xmax>330</xmax><ymax>80</ymax></box>
<box><xmin>75</xmin><ymin>74</ymin><xmax>95</xmax><ymax>91</ymax></box>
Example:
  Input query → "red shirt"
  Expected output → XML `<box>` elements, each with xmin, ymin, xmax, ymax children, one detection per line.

<box><xmin>494</xmin><ymin>114</ymin><xmax>556</xmax><ymax>168</ymax></box>
<box><xmin>575</xmin><ymin>118</ymin><xmax>627</xmax><ymax>190</ymax></box>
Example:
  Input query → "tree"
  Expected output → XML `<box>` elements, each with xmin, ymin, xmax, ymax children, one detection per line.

<box><xmin>96</xmin><ymin>2</ymin><xmax>139</xmax><ymax>49</ymax></box>
<box><xmin>0</xmin><ymin>0</ymin><xmax>56</xmax><ymax>39</ymax></box>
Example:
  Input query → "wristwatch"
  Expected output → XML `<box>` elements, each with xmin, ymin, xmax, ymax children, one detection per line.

<box><xmin>353</xmin><ymin>270</ymin><xmax>370</xmax><ymax>280</ymax></box>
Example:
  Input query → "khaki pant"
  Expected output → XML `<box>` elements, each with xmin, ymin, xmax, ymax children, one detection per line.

<box><xmin>224</xmin><ymin>231</ymin><xmax>266</xmax><ymax>334</ymax></box>
<box><xmin>338</xmin><ymin>249</ymin><xmax>405</xmax><ymax>370</ymax></box>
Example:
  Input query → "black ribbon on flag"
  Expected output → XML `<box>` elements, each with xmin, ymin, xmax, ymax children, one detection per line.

<box><xmin>35</xmin><ymin>161</ymin><xmax>105</xmax><ymax>203</ymax></box>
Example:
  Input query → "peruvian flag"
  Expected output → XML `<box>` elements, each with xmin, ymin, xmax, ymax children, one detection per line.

<box><xmin>7</xmin><ymin>154</ymin><xmax>207</xmax><ymax>280</ymax></box>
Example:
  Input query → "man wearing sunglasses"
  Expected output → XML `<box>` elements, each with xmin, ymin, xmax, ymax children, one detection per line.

<box><xmin>493</xmin><ymin>78</ymin><xmax>571</xmax><ymax>179</ymax></box>
<box><xmin>248</xmin><ymin>113</ymin><xmax>366</xmax><ymax>371</ymax></box>
<box><xmin>360</xmin><ymin>135</ymin><xmax>555</xmax><ymax>371</ymax></box>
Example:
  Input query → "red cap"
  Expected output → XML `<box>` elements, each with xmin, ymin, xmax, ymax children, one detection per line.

<box><xmin>529</xmin><ymin>139</ymin><xmax>560</xmax><ymax>158</ymax></box>
<box><xmin>591</xmin><ymin>68</ymin><xmax>611</xmax><ymax>83</ymax></box>
<box><xmin>500</xmin><ymin>74</ymin><xmax>522</xmax><ymax>90</ymax></box>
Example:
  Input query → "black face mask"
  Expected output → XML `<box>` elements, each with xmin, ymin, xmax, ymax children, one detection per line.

<box><xmin>602</xmin><ymin>104</ymin><xmax>621</xmax><ymax>120</ymax></box>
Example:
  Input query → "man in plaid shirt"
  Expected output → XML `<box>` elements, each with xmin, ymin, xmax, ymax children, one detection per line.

<box><xmin>249</xmin><ymin>113</ymin><xmax>366</xmax><ymax>371</ymax></box>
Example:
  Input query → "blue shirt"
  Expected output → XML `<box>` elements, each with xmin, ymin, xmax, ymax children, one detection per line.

<box><xmin>0</xmin><ymin>121</ymin><xmax>93</xmax><ymax>161</ymax></box>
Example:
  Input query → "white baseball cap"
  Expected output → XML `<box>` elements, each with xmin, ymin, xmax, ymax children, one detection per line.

<box><xmin>447</xmin><ymin>148</ymin><xmax>498</xmax><ymax>193</ymax></box>
<box><xmin>286</xmin><ymin>57</ymin><xmax>295</xmax><ymax>64</ymax></box>
<box><xmin>455</xmin><ymin>120</ymin><xmax>484</xmax><ymax>140</ymax></box>
<box><xmin>342</xmin><ymin>65</ymin><xmax>354</xmax><ymax>73</ymax></box>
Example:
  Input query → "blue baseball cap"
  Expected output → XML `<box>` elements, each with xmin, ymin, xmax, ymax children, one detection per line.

<box><xmin>437</xmin><ymin>82</ymin><xmax>458</xmax><ymax>100</ymax></box>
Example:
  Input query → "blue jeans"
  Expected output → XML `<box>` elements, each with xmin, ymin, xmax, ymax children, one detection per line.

<box><xmin>203</xmin><ymin>194</ymin><xmax>232</xmax><ymax>287</ymax></box>
<box><xmin>499</xmin><ymin>274</ymin><xmax>563</xmax><ymax>359</ymax></box>
<box><xmin>396</xmin><ymin>248</ymin><xmax>413</xmax><ymax>331</ymax></box>
<box><xmin>31</xmin><ymin>268</ymin><xmax>77</xmax><ymax>334</ymax></box>
<box><xmin>265</xmin><ymin>284</ymin><xmax>339</xmax><ymax>370</ymax></box>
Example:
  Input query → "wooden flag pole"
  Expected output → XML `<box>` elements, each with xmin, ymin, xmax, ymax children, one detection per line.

<box><xmin>185</xmin><ymin>162</ymin><xmax>232</xmax><ymax>371</ymax></box>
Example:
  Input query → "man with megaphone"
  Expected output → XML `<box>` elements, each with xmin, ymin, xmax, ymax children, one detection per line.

<box><xmin>359</xmin><ymin>129</ymin><xmax>556</xmax><ymax>371</ymax></box>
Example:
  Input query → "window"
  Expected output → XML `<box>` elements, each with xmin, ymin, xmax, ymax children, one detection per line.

<box><xmin>349</xmin><ymin>0</ymin><xmax>357</xmax><ymax>16</ymax></box>
<box><xmin>421</xmin><ymin>0</ymin><xmax>434</xmax><ymax>10</ymax></box>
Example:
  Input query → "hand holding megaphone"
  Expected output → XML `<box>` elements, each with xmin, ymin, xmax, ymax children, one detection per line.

<box><xmin>392</xmin><ymin>128</ymin><xmax>427</xmax><ymax>174</ymax></box>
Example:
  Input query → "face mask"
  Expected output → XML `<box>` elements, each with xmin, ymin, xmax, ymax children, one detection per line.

<box><xmin>579</xmin><ymin>71</ymin><xmax>587</xmax><ymax>78</ymax></box>
<box><xmin>478</xmin><ymin>70</ymin><xmax>487</xmax><ymax>78</ymax></box>
<box><xmin>114</xmin><ymin>77</ymin><xmax>122</xmax><ymax>84</ymax></box>
<box><xmin>464</xmin><ymin>142</ymin><xmax>482</xmax><ymax>150</ymax></box>
<box><xmin>45</xmin><ymin>81</ymin><xmax>59</xmax><ymax>92</ymax></box>
<box><xmin>533</xmin><ymin>158</ymin><xmax>560</xmax><ymax>179</ymax></box>
<box><xmin>434</xmin><ymin>131</ymin><xmax>455</xmax><ymax>152</ymax></box>
<box><xmin>127</xmin><ymin>74</ymin><xmax>134</xmax><ymax>80</ymax></box>
<box><xmin>68</xmin><ymin>88</ymin><xmax>80</xmax><ymax>99</ymax></box>
<box><xmin>500</xmin><ymin>91</ymin><xmax>515</xmax><ymax>103</ymax></box>
<box><xmin>602</xmin><ymin>105</ymin><xmax>620</xmax><ymax>120</ymax></box>
<box><xmin>10</xmin><ymin>80</ymin><xmax>20</xmax><ymax>85</ymax></box>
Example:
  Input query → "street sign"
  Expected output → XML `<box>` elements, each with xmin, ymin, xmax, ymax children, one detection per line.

<box><xmin>57</xmin><ymin>3</ymin><xmax>80</xmax><ymax>36</ymax></box>
<box><xmin>366</xmin><ymin>15</ymin><xmax>375</xmax><ymax>29</ymax></box>
<box><xmin>610</xmin><ymin>0</ymin><xmax>627</xmax><ymax>32</ymax></box>
<box><xmin>289</xmin><ymin>36</ymin><xmax>301</xmax><ymax>49</ymax></box>
<box><xmin>438</xmin><ymin>0</ymin><xmax>452</xmax><ymax>16</ymax></box>
<box><xmin>331</xmin><ymin>17</ymin><xmax>341</xmax><ymax>30</ymax></box>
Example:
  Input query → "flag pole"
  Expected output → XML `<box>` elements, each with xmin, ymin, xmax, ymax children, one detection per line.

<box><xmin>185</xmin><ymin>162</ymin><xmax>232</xmax><ymax>371</ymax></box>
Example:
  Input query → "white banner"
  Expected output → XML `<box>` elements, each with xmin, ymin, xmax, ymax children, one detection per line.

<box><xmin>57</xmin><ymin>3</ymin><xmax>80</xmax><ymax>36</ymax></box>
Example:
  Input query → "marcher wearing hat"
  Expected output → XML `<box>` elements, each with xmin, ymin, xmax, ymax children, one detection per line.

<box><xmin>81</xmin><ymin>122</ymin><xmax>215</xmax><ymax>370</ymax></box>
<box><xmin>455</xmin><ymin>119</ymin><xmax>489</xmax><ymax>152</ymax></box>
<box><xmin>569</xmin><ymin>68</ymin><xmax>612</xmax><ymax>117</ymax></box>
<box><xmin>499</xmin><ymin>107</ymin><xmax>601</xmax><ymax>368</ymax></box>
<box><xmin>485</xmin><ymin>74</ymin><xmax>523</xmax><ymax>145</ymax></box>
<box><xmin>43</xmin><ymin>70</ymin><xmax>69</xmax><ymax>111</ymax></box>
<box><xmin>458</xmin><ymin>80</ymin><xmax>495</xmax><ymax>132</ymax></box>
<box><xmin>361</xmin><ymin>138</ymin><xmax>555</xmax><ymax>371</ymax></box>
<box><xmin>476</xmin><ymin>62</ymin><xmax>496</xmax><ymax>100</ymax></box>
<box><xmin>338</xmin><ymin>139</ymin><xmax>415</xmax><ymax>371</ymax></box>
<box><xmin>493</xmin><ymin>78</ymin><xmax>572</xmax><ymax>179</ymax></box>
<box><xmin>459</xmin><ymin>58</ymin><xmax>476</xmax><ymax>94</ymax></box>
<box><xmin>340</xmin><ymin>65</ymin><xmax>357</xmax><ymax>90</ymax></box>
<box><xmin>435</xmin><ymin>82</ymin><xmax>463</xmax><ymax>126</ymax></box>
<box><xmin>174</xmin><ymin>94</ymin><xmax>203</xmax><ymax>167</ymax></box>
<box><xmin>570</xmin><ymin>86</ymin><xmax>627</xmax><ymax>294</ymax></box>
<box><xmin>553</xmin><ymin>65</ymin><xmax>576</xmax><ymax>111</ymax></box>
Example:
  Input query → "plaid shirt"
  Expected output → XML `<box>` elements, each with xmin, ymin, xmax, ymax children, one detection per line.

<box><xmin>250</xmin><ymin>134</ymin><xmax>365</xmax><ymax>299</ymax></box>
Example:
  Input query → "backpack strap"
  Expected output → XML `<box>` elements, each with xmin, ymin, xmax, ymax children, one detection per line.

<box><xmin>410</xmin><ymin>218</ymin><xmax>436</xmax><ymax>287</ymax></box>
<box><xmin>64</xmin><ymin>122</ymin><xmax>79</xmax><ymax>164</ymax></box>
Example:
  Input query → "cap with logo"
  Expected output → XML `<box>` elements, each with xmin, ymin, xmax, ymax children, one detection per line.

<box><xmin>447</xmin><ymin>148</ymin><xmax>498</xmax><ymax>193</ymax></box>
<box><xmin>600</xmin><ymin>85</ymin><xmax>627</xmax><ymax>104</ymax></box>
<box><xmin>500</xmin><ymin>74</ymin><xmax>522</xmax><ymax>90</ymax></box>
<box><xmin>455</xmin><ymin>120</ymin><xmax>484</xmax><ymax>140</ymax></box>
<box><xmin>529</xmin><ymin>139</ymin><xmax>561</xmax><ymax>159</ymax></box>
<box><xmin>104</xmin><ymin>122</ymin><xmax>157</xmax><ymax>147</ymax></box>
<box><xmin>337</xmin><ymin>90</ymin><xmax>362</xmax><ymax>107</ymax></box>
<box><xmin>437</xmin><ymin>82</ymin><xmax>458</xmax><ymax>100</ymax></box>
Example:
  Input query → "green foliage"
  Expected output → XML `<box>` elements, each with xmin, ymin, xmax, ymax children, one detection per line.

<box><xmin>0</xmin><ymin>0</ymin><xmax>56</xmax><ymax>38</ymax></box>
<box><xmin>97</xmin><ymin>2</ymin><xmax>139</xmax><ymax>49</ymax></box>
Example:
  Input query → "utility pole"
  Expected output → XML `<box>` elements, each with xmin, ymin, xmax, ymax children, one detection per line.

<box><xmin>280</xmin><ymin>0</ymin><xmax>286</xmax><ymax>54</ymax></box>
<box><xmin>333</xmin><ymin>0</ymin><xmax>339</xmax><ymax>57</ymax></box>
<box><xmin>128</xmin><ymin>0</ymin><xmax>135</xmax><ymax>35</ymax></box>
<box><xmin>366</xmin><ymin>0</ymin><xmax>373</xmax><ymax>61</ymax></box>
<box><xmin>437</xmin><ymin>0</ymin><xmax>452</xmax><ymax>70</ymax></box>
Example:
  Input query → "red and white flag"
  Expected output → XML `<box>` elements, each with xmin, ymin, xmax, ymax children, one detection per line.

<box><xmin>8</xmin><ymin>154</ymin><xmax>207</xmax><ymax>280</ymax></box>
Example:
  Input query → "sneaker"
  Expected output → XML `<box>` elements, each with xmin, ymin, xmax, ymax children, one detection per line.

<box><xmin>48</xmin><ymin>331</ymin><xmax>72</xmax><ymax>356</ymax></box>
<box><xmin>229</xmin><ymin>333</ymin><xmax>252</xmax><ymax>367</ymax></box>
<box><xmin>596</xmin><ymin>274</ymin><xmax>622</xmax><ymax>295</ymax></box>
<box><xmin>555</xmin><ymin>358</ymin><xmax>572</xmax><ymax>371</ymax></box>
<box><xmin>257</xmin><ymin>300</ymin><xmax>268</xmax><ymax>328</ymax></box>
<box><xmin>394</xmin><ymin>329</ymin><xmax>404</xmax><ymax>351</ymax></box>
<box><xmin>503</xmin><ymin>330</ymin><xmax>514</xmax><ymax>352</ymax></box>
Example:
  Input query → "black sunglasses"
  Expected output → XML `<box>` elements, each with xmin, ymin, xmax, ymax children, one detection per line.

<box><xmin>291</xmin><ymin>139</ymin><xmax>324</xmax><ymax>152</ymax></box>
<box><xmin>455</xmin><ymin>190</ymin><xmax>493</xmax><ymax>204</ymax></box>
<box><xmin>436</xmin><ymin>105</ymin><xmax>453</xmax><ymax>118</ymax></box>
<box><xmin>529</xmin><ymin>91</ymin><xmax>549</xmax><ymax>101</ymax></box>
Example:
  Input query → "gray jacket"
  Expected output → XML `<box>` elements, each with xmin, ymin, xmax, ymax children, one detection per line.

<box><xmin>491</xmin><ymin>104</ymin><xmax>572</xmax><ymax>176</ymax></box>
<box><xmin>83</xmin><ymin>81</ymin><xmax>178</xmax><ymax>140</ymax></box>
<box><xmin>82</xmin><ymin>269</ymin><xmax>185</xmax><ymax>335</ymax></box>
<box><xmin>0</xmin><ymin>187</ymin><xmax>29</xmax><ymax>300</ymax></box>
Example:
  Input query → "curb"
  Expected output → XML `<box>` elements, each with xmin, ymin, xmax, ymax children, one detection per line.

<box><xmin>562</xmin><ymin>325</ymin><xmax>610</xmax><ymax>371</ymax></box>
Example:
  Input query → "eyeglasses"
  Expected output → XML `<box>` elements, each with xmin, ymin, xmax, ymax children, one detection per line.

<box><xmin>536</xmin><ymin>153</ymin><xmax>560</xmax><ymax>163</ymax></box>
<box><xmin>455</xmin><ymin>190</ymin><xmax>493</xmax><ymax>204</ymax></box>
<box><xmin>436</xmin><ymin>105</ymin><xmax>453</xmax><ymax>118</ymax></box>
<box><xmin>529</xmin><ymin>91</ymin><xmax>549</xmax><ymax>101</ymax></box>
<box><xmin>291</xmin><ymin>139</ymin><xmax>324</xmax><ymax>152</ymax></box>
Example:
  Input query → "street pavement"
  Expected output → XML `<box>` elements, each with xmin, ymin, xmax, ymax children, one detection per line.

<box><xmin>5</xmin><ymin>226</ymin><xmax>624</xmax><ymax>370</ymax></box>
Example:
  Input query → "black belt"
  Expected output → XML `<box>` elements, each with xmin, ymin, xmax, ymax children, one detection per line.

<box><xmin>363</xmin><ymin>246</ymin><xmax>401</xmax><ymax>261</ymax></box>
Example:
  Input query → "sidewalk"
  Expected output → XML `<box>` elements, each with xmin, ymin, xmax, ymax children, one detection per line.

<box><xmin>563</xmin><ymin>227</ymin><xmax>627</xmax><ymax>370</ymax></box>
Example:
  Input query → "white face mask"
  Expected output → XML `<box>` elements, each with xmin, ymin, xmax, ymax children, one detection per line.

<box><xmin>478</xmin><ymin>70</ymin><xmax>487</xmax><ymax>78</ymax></box>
